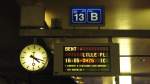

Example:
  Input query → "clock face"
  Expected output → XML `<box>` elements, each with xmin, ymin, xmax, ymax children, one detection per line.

<box><xmin>20</xmin><ymin>44</ymin><xmax>48</xmax><ymax>71</ymax></box>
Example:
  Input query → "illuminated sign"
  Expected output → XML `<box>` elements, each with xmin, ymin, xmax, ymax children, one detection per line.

<box><xmin>70</xmin><ymin>7</ymin><xmax>105</xmax><ymax>26</ymax></box>
<box><xmin>54</xmin><ymin>43</ymin><xmax>119</xmax><ymax>76</ymax></box>
<box><xmin>64</xmin><ymin>46</ymin><xmax>109</xmax><ymax>72</ymax></box>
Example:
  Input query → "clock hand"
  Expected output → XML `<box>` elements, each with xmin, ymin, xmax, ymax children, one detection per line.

<box><xmin>34</xmin><ymin>58</ymin><xmax>41</xmax><ymax>63</ymax></box>
<box><xmin>30</xmin><ymin>55</ymin><xmax>40</xmax><ymax>63</ymax></box>
<box><xmin>31</xmin><ymin>51</ymin><xmax>41</xmax><ymax>63</ymax></box>
<box><xmin>36</xmin><ymin>58</ymin><xmax>44</xmax><ymax>62</ymax></box>
<box><xmin>33</xmin><ymin>57</ymin><xmax>45</xmax><ymax>63</ymax></box>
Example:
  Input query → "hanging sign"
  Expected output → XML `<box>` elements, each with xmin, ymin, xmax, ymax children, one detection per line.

<box><xmin>70</xmin><ymin>7</ymin><xmax>105</xmax><ymax>26</ymax></box>
<box><xmin>53</xmin><ymin>43</ymin><xmax>119</xmax><ymax>76</ymax></box>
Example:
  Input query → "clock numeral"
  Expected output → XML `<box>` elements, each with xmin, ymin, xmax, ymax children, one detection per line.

<box><xmin>23</xmin><ymin>52</ymin><xmax>26</xmax><ymax>53</ymax></box>
<box><xmin>42</xmin><ymin>52</ymin><xmax>45</xmax><ymax>54</ymax></box>
<box><xmin>33</xmin><ymin>67</ymin><xmax>34</xmax><ymax>71</ymax></box>
<box><xmin>34</xmin><ymin>45</ymin><xmax>35</xmax><ymax>49</ymax></box>
<box><xmin>42</xmin><ymin>62</ymin><xmax>45</xmax><ymax>64</ymax></box>
<box><xmin>38</xmin><ymin>66</ymin><xmax>40</xmax><ymax>68</ymax></box>
<box><xmin>22</xmin><ymin>62</ymin><xmax>26</xmax><ymax>64</ymax></box>
<box><xmin>38</xmin><ymin>48</ymin><xmax>41</xmax><ymax>50</ymax></box>
<box><xmin>27</xmin><ymin>66</ymin><xmax>29</xmax><ymax>69</ymax></box>
<box><xmin>27</xmin><ymin>47</ymin><xmax>30</xmax><ymax>50</ymax></box>
<box><xmin>21</xmin><ymin>57</ymin><xmax>25</xmax><ymax>58</ymax></box>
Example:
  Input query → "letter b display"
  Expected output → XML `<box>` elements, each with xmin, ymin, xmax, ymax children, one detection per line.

<box><xmin>87</xmin><ymin>9</ymin><xmax>101</xmax><ymax>23</ymax></box>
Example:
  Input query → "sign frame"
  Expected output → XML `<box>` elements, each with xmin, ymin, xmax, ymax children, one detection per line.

<box><xmin>69</xmin><ymin>6</ymin><xmax>105</xmax><ymax>27</ymax></box>
<box><xmin>53</xmin><ymin>43</ymin><xmax>119</xmax><ymax>76</ymax></box>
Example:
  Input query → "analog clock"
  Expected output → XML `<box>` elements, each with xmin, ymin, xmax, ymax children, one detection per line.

<box><xmin>20</xmin><ymin>44</ymin><xmax>48</xmax><ymax>71</ymax></box>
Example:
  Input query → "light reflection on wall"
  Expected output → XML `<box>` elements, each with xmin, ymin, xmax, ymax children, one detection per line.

<box><xmin>115</xmin><ymin>0</ymin><xmax>132</xmax><ymax>83</ymax></box>
<box><xmin>130</xmin><ymin>9</ymin><xmax>150</xmax><ymax>29</ymax></box>
<box><xmin>108</xmin><ymin>38</ymin><xmax>132</xmax><ymax>83</ymax></box>
<box><xmin>119</xmin><ymin>76</ymin><xmax>132</xmax><ymax>84</ymax></box>
<box><xmin>116</xmin><ymin>16</ymin><xmax>132</xmax><ymax>84</ymax></box>
<box><xmin>114</xmin><ymin>0</ymin><xmax>131</xmax><ymax>30</ymax></box>
<box><xmin>45</xmin><ymin>11</ymin><xmax>54</xmax><ymax>28</ymax></box>
<box><xmin>118</xmin><ymin>38</ymin><xmax>131</xmax><ymax>73</ymax></box>
<box><xmin>116</xmin><ymin>26</ymin><xmax>132</xmax><ymax>84</ymax></box>
<box><xmin>115</xmin><ymin>12</ymin><xmax>131</xmax><ymax>30</ymax></box>
<box><xmin>102</xmin><ymin>77</ymin><xmax>113</xmax><ymax>84</ymax></box>
<box><xmin>119</xmin><ymin>38</ymin><xmax>132</xmax><ymax>84</ymax></box>
<box><xmin>112</xmin><ymin>77</ymin><xmax>116</xmax><ymax>84</ymax></box>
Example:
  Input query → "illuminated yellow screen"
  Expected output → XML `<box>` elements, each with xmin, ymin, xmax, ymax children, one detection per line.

<box><xmin>63</xmin><ymin>46</ymin><xmax>110</xmax><ymax>72</ymax></box>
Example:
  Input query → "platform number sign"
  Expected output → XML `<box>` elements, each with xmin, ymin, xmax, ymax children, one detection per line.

<box><xmin>72</xmin><ymin>9</ymin><xmax>86</xmax><ymax>23</ymax></box>
<box><xmin>71</xmin><ymin>7</ymin><xmax>104</xmax><ymax>26</ymax></box>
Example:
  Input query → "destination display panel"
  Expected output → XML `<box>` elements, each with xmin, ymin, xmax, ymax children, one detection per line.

<box><xmin>54</xmin><ymin>43</ymin><xmax>119</xmax><ymax>76</ymax></box>
<box><xmin>63</xmin><ymin>46</ymin><xmax>110</xmax><ymax>72</ymax></box>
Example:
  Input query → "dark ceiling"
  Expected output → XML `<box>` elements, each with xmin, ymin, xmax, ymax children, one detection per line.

<box><xmin>0</xmin><ymin>0</ymin><xmax>19</xmax><ymax>67</ymax></box>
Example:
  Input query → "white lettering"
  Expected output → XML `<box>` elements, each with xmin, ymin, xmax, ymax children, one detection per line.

<box><xmin>91</xmin><ymin>13</ymin><xmax>98</xmax><ymax>21</ymax></box>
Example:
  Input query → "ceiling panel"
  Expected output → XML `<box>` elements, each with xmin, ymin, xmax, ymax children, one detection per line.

<box><xmin>44</xmin><ymin>0</ymin><xmax>150</xmax><ymax>29</ymax></box>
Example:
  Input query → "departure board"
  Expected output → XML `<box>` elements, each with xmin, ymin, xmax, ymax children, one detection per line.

<box><xmin>54</xmin><ymin>43</ymin><xmax>119</xmax><ymax>76</ymax></box>
<box><xmin>63</xmin><ymin>46</ymin><xmax>110</xmax><ymax>72</ymax></box>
